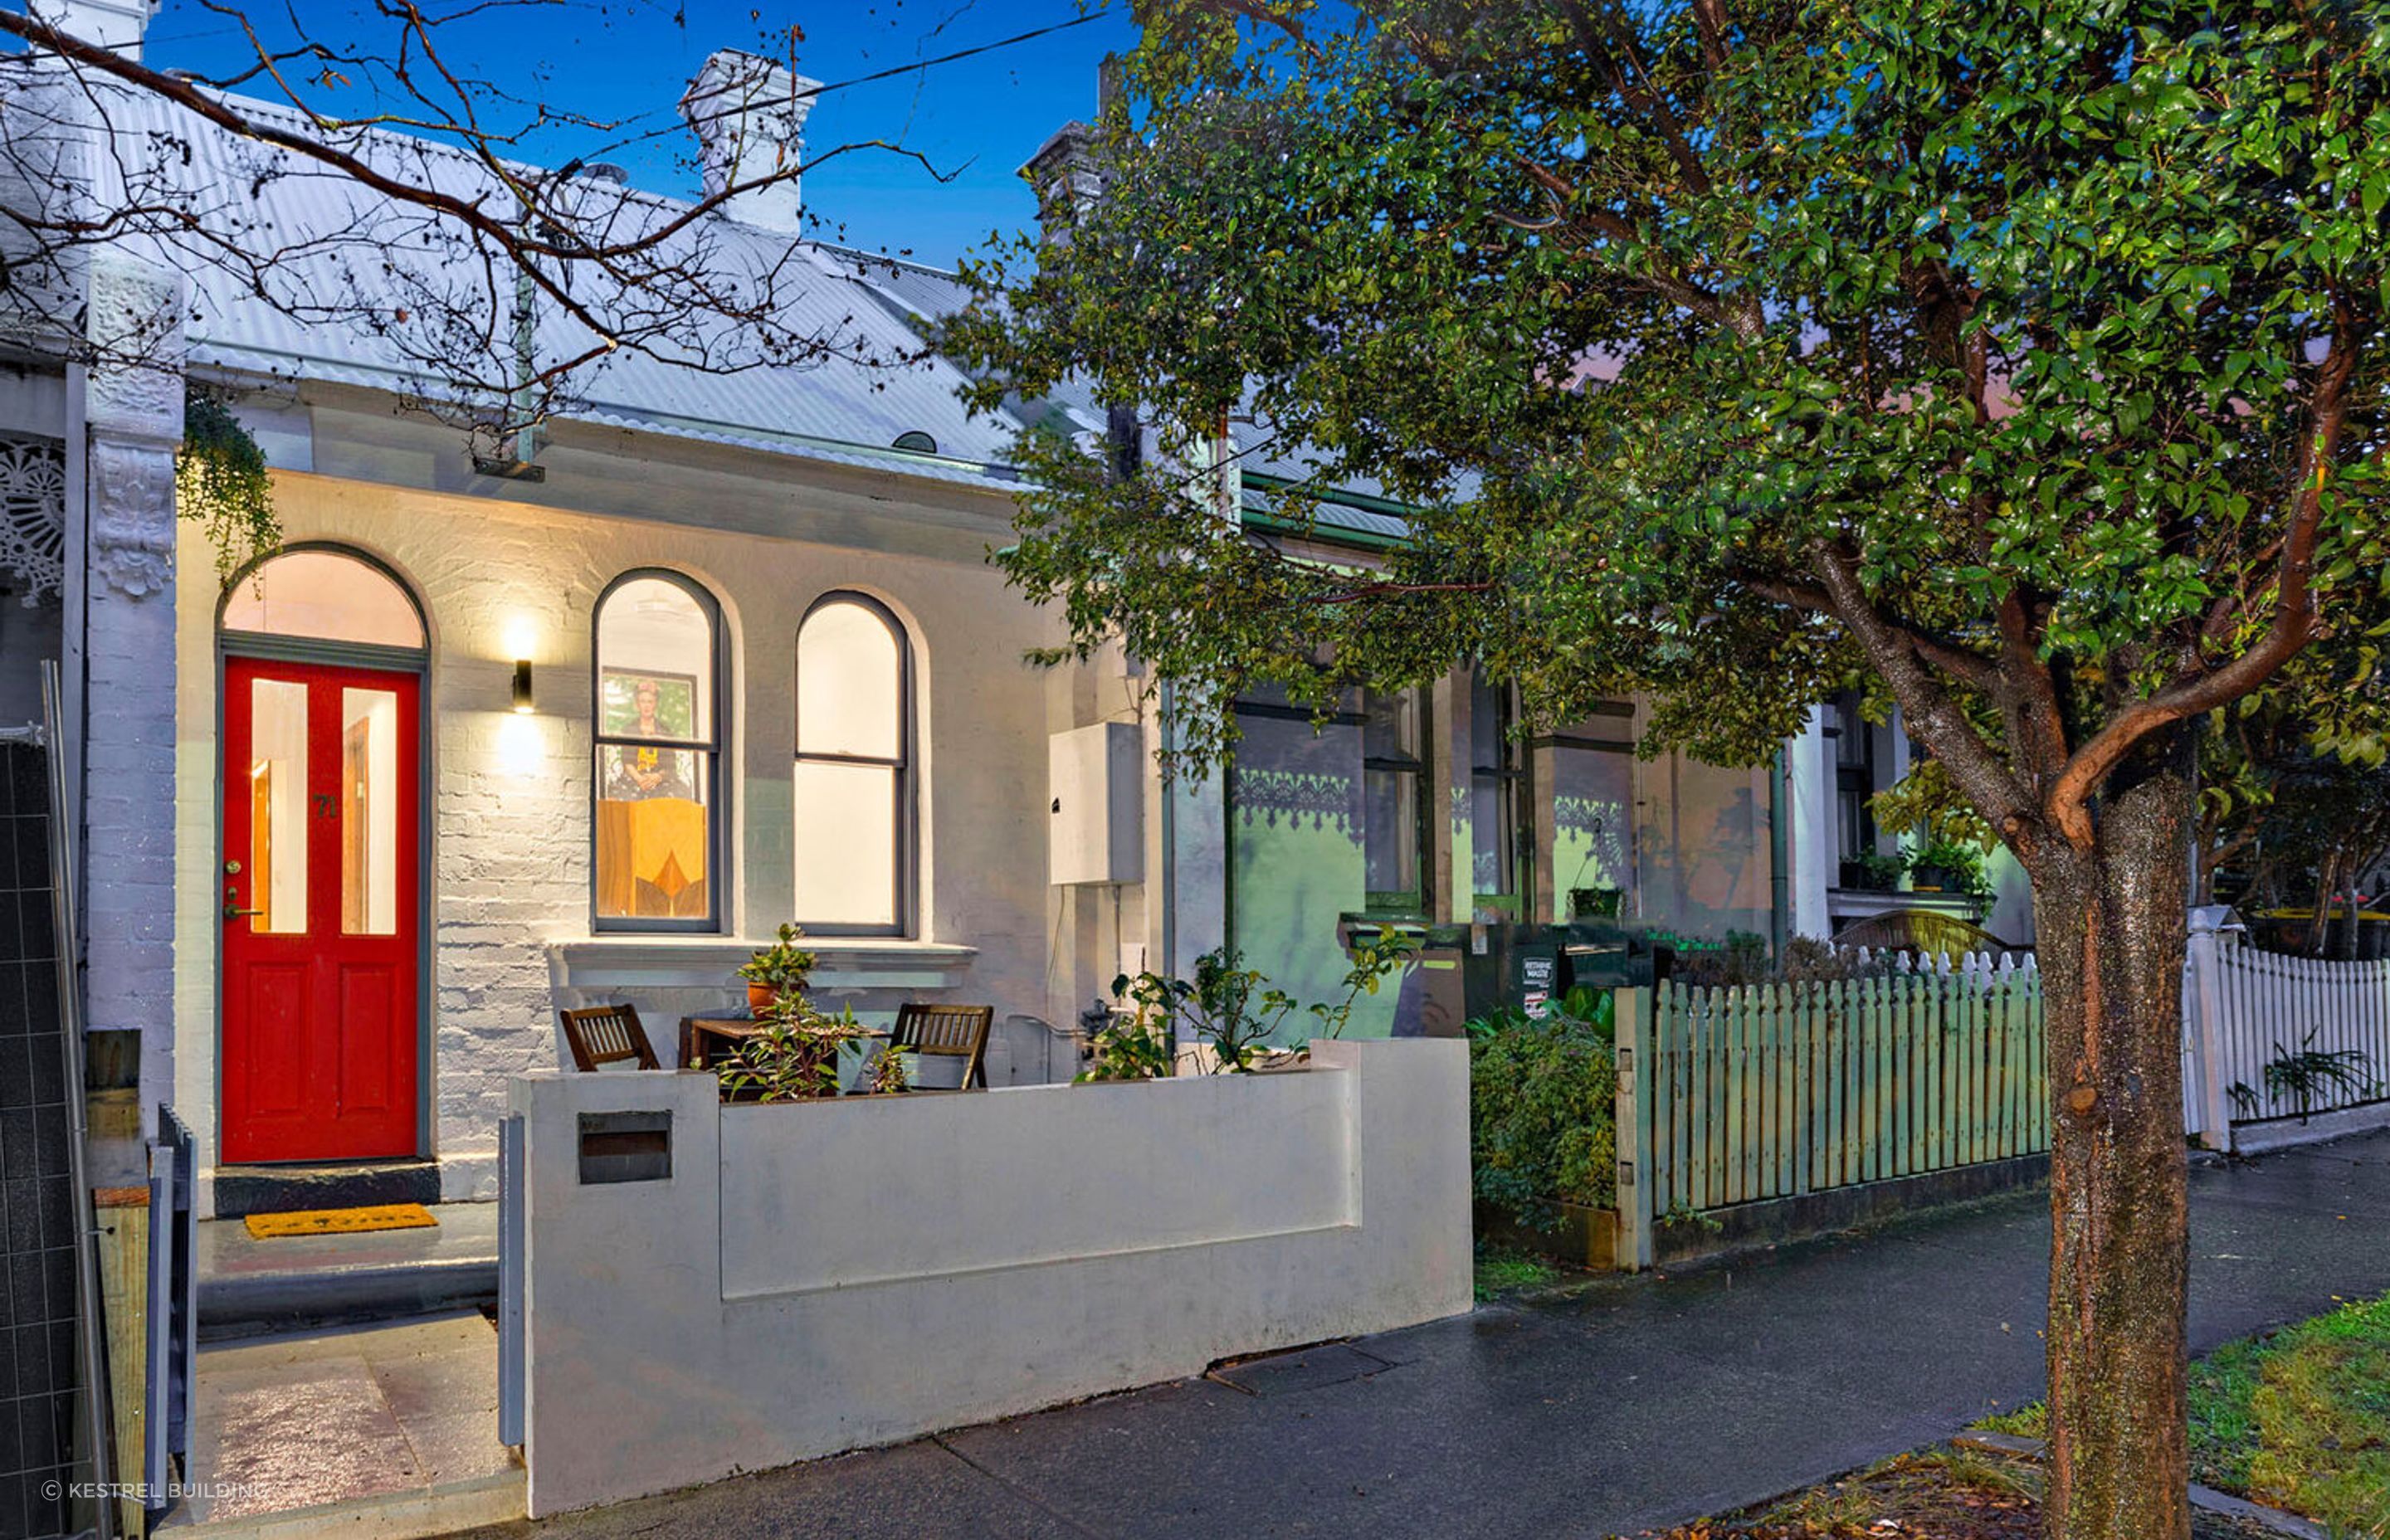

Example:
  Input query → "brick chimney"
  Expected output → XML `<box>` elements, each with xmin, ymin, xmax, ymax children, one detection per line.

<box><xmin>1021</xmin><ymin>121</ymin><xmax>1103</xmax><ymax>237</ymax></box>
<box><xmin>679</xmin><ymin>50</ymin><xmax>820</xmax><ymax>234</ymax></box>
<box><xmin>1020</xmin><ymin>56</ymin><xmax>1121</xmax><ymax>242</ymax></box>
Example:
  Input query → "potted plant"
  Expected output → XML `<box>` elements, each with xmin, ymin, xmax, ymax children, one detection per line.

<box><xmin>1909</xmin><ymin>839</ymin><xmax>1993</xmax><ymax>902</ymax></box>
<box><xmin>1569</xmin><ymin>886</ymin><xmax>1624</xmax><ymax>920</ymax></box>
<box><xmin>1839</xmin><ymin>849</ymin><xmax>1910</xmax><ymax>893</ymax></box>
<box><xmin>716</xmin><ymin>991</ymin><xmax>867</xmax><ymax>1103</ymax></box>
<box><xmin>735</xmin><ymin>924</ymin><xmax>817</xmax><ymax>1015</ymax></box>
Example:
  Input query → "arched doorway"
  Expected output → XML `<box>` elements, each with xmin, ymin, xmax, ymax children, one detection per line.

<box><xmin>218</xmin><ymin>547</ymin><xmax>429</xmax><ymax>1163</ymax></box>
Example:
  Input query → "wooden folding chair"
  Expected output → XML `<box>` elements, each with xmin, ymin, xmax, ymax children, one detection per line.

<box><xmin>887</xmin><ymin>1002</ymin><xmax>995</xmax><ymax>1090</ymax></box>
<box><xmin>558</xmin><ymin>1003</ymin><xmax>662</xmax><ymax>1072</ymax></box>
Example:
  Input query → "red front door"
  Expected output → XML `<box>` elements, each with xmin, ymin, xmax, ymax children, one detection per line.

<box><xmin>222</xmin><ymin>656</ymin><xmax>422</xmax><ymax>1162</ymax></box>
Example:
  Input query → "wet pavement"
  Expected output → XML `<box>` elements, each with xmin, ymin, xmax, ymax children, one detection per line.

<box><xmin>448</xmin><ymin>1128</ymin><xmax>2390</xmax><ymax>1540</ymax></box>
<box><xmin>165</xmin><ymin>1310</ymin><xmax>521</xmax><ymax>1536</ymax></box>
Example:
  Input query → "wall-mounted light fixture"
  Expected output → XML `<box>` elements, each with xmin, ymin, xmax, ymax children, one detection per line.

<box><xmin>511</xmin><ymin>658</ymin><xmax>534</xmax><ymax>714</ymax></box>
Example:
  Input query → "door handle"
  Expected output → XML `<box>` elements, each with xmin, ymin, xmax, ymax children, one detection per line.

<box><xmin>223</xmin><ymin>885</ymin><xmax>263</xmax><ymax>922</ymax></box>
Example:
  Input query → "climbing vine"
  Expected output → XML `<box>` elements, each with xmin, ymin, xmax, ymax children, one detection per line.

<box><xmin>177</xmin><ymin>388</ymin><xmax>280</xmax><ymax>586</ymax></box>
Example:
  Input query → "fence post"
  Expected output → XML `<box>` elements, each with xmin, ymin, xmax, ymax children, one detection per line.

<box><xmin>1613</xmin><ymin>985</ymin><xmax>1656</xmax><ymax>1272</ymax></box>
<box><xmin>2185</xmin><ymin>917</ymin><xmax>2232</xmax><ymax>1151</ymax></box>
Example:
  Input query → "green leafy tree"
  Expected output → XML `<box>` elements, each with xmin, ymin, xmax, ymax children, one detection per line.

<box><xmin>952</xmin><ymin>5</ymin><xmax>2390</xmax><ymax>1535</ymax></box>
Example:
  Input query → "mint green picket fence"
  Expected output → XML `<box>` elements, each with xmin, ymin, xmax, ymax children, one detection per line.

<box><xmin>1612</xmin><ymin>955</ymin><xmax>2046</xmax><ymax>1268</ymax></box>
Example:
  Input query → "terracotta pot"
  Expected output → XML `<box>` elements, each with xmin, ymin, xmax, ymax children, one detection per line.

<box><xmin>747</xmin><ymin>982</ymin><xmax>778</xmax><ymax>1015</ymax></box>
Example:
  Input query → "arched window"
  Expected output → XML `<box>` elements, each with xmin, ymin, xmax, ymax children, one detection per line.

<box><xmin>794</xmin><ymin>594</ymin><xmax>910</xmax><ymax>934</ymax></box>
<box><xmin>222</xmin><ymin>547</ymin><xmax>426</xmax><ymax>651</ymax></box>
<box><xmin>593</xmin><ymin>572</ymin><xmax>724</xmax><ymax>930</ymax></box>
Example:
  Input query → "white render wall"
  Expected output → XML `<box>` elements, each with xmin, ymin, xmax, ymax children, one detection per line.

<box><xmin>510</xmin><ymin>1037</ymin><xmax>1471</xmax><ymax>1517</ymax></box>
<box><xmin>173</xmin><ymin>397</ymin><xmax>1112</xmax><ymax>1206</ymax></box>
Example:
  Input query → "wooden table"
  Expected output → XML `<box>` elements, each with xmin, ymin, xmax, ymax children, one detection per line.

<box><xmin>678</xmin><ymin>1013</ymin><xmax>888</xmax><ymax>1071</ymax></box>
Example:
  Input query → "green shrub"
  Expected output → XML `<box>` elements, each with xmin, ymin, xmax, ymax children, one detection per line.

<box><xmin>1470</xmin><ymin>1010</ymin><xmax>1617</xmax><ymax>1226</ymax></box>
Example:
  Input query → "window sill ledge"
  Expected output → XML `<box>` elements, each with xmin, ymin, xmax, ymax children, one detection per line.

<box><xmin>1826</xmin><ymin>889</ymin><xmax>1986</xmax><ymax>922</ymax></box>
<box><xmin>546</xmin><ymin>936</ymin><xmax>979</xmax><ymax>994</ymax></box>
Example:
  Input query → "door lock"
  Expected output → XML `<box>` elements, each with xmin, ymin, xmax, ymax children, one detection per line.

<box><xmin>223</xmin><ymin>884</ymin><xmax>263</xmax><ymax>922</ymax></box>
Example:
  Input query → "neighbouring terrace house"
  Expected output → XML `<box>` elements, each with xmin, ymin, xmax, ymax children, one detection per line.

<box><xmin>0</xmin><ymin>10</ymin><xmax>2031</xmax><ymax>1221</ymax></box>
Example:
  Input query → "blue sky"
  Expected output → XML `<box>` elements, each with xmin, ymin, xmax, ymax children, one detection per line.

<box><xmin>142</xmin><ymin>1</ymin><xmax>1140</xmax><ymax>269</ymax></box>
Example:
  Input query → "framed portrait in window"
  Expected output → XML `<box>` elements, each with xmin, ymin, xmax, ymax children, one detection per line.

<box><xmin>600</xmin><ymin>667</ymin><xmax>699</xmax><ymax>741</ymax></box>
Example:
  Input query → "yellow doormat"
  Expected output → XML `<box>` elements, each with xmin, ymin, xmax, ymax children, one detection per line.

<box><xmin>244</xmin><ymin>1203</ymin><xmax>438</xmax><ymax>1240</ymax></box>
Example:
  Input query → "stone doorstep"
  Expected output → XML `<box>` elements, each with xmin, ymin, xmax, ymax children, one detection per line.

<box><xmin>1948</xmin><ymin>1431</ymin><xmax>2329</xmax><ymax>1540</ymax></box>
<box><xmin>198</xmin><ymin>1202</ymin><xmax>500</xmax><ymax>1339</ymax></box>
<box><xmin>211</xmin><ymin>1161</ymin><xmax>445</xmax><ymax>1219</ymax></box>
<box><xmin>152</xmin><ymin>1467</ymin><xmax>524</xmax><ymax>1540</ymax></box>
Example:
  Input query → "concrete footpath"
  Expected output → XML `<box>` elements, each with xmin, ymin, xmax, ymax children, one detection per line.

<box><xmin>452</xmin><ymin>1128</ymin><xmax>2390</xmax><ymax>1540</ymax></box>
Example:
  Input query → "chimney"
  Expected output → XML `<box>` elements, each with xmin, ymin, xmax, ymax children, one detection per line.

<box><xmin>679</xmin><ymin>50</ymin><xmax>819</xmax><ymax>234</ymax></box>
<box><xmin>1020</xmin><ymin>55</ymin><xmax>1120</xmax><ymax>241</ymax></box>
<box><xmin>32</xmin><ymin>0</ymin><xmax>158</xmax><ymax>57</ymax></box>
<box><xmin>1021</xmin><ymin>122</ymin><xmax>1104</xmax><ymax>239</ymax></box>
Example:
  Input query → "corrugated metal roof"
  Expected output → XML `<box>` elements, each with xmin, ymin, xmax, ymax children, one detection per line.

<box><xmin>48</xmin><ymin>78</ymin><xmax>1443</xmax><ymax>533</ymax></box>
<box><xmin>82</xmin><ymin>84</ymin><xmax>1018</xmax><ymax>480</ymax></box>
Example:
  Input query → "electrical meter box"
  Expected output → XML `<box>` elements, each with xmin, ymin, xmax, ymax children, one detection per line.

<box><xmin>1048</xmin><ymin>722</ymin><xmax>1144</xmax><ymax>885</ymax></box>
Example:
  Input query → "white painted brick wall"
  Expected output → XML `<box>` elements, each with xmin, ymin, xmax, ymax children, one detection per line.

<box><xmin>86</xmin><ymin>510</ymin><xmax>181</xmax><ymax>1128</ymax></box>
<box><xmin>173</xmin><ymin>427</ymin><xmax>1094</xmax><ymax>1208</ymax></box>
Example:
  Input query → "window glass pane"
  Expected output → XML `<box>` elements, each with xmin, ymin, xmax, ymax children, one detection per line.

<box><xmin>1551</xmin><ymin>745</ymin><xmax>1633</xmax><ymax>919</ymax></box>
<box><xmin>794</xmin><ymin>761</ymin><xmax>897</xmax><ymax>928</ymax></box>
<box><xmin>340</xmin><ymin>688</ymin><xmax>400</xmax><ymax>936</ymax></box>
<box><xmin>1470</xmin><ymin>775</ymin><xmax>1510</xmax><ymax>898</ymax></box>
<box><xmin>1834</xmin><ymin>697</ymin><xmax>1870</xmax><ymax>768</ymax></box>
<box><xmin>798</xmin><ymin>602</ymin><xmax>902</xmax><ymax>758</ymax></box>
<box><xmin>1641</xmin><ymin>753</ymin><xmax>1773</xmax><ymax>939</ymax></box>
<box><xmin>1469</xmin><ymin>674</ymin><xmax>1514</xmax><ymax>900</ymax></box>
<box><xmin>1362</xmin><ymin>689</ymin><xmax>1419</xmax><ymax>763</ymax></box>
<box><xmin>1231</xmin><ymin>712</ymin><xmax>1391</xmax><ymax>1037</ymax></box>
<box><xmin>1363</xmin><ymin>766</ymin><xmax>1420</xmax><ymax>902</ymax></box>
<box><xmin>596</xmin><ymin>748</ymin><xmax>712</xmax><ymax>919</ymax></box>
<box><xmin>247</xmin><ymin>678</ymin><xmax>309</xmax><ymax>933</ymax></box>
<box><xmin>598</xmin><ymin>578</ymin><xmax>714</xmax><ymax>743</ymax></box>
<box><xmin>1558</xmin><ymin>707</ymin><xmax>1634</xmax><ymax>746</ymax></box>
<box><xmin>222</xmin><ymin>551</ymin><xmax>424</xmax><ymax>648</ymax></box>
<box><xmin>1469</xmin><ymin>675</ymin><xmax>1505</xmax><ymax>771</ymax></box>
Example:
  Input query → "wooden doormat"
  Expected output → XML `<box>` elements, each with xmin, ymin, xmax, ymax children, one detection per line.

<box><xmin>244</xmin><ymin>1203</ymin><xmax>437</xmax><ymax>1240</ymax></box>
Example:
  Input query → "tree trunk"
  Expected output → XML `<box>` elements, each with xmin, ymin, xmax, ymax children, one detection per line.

<box><xmin>2032</xmin><ymin>741</ymin><xmax>2194</xmax><ymax>1540</ymax></box>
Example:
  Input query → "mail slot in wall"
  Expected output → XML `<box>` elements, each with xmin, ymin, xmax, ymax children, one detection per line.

<box><xmin>578</xmin><ymin>1110</ymin><xmax>671</xmax><ymax>1184</ymax></box>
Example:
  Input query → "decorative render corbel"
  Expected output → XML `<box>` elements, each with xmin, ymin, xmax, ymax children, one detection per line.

<box><xmin>82</xmin><ymin>252</ymin><xmax>186</xmax><ymax>445</ymax></box>
<box><xmin>89</xmin><ymin>435</ymin><xmax>174</xmax><ymax>597</ymax></box>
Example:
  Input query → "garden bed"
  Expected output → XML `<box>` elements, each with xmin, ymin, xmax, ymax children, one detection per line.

<box><xmin>1475</xmin><ymin>1197</ymin><xmax>1622</xmax><ymax>1270</ymax></box>
<box><xmin>1969</xmin><ymin>1290</ymin><xmax>2390</xmax><ymax>1538</ymax></box>
<box><xmin>1620</xmin><ymin>1446</ymin><xmax>2293</xmax><ymax>1539</ymax></box>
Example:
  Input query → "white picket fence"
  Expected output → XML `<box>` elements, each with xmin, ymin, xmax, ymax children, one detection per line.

<box><xmin>1602</xmin><ymin>938</ymin><xmax>2389</xmax><ymax>1267</ymax></box>
<box><xmin>2183</xmin><ymin>935</ymin><xmax>2390</xmax><ymax>1144</ymax></box>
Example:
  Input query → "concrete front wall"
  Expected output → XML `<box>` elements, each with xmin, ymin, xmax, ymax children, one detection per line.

<box><xmin>510</xmin><ymin>1037</ymin><xmax>1471</xmax><ymax>1517</ymax></box>
<box><xmin>173</xmin><ymin>408</ymin><xmax>1105</xmax><ymax>1206</ymax></box>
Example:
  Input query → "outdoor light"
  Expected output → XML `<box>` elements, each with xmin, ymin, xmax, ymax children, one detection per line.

<box><xmin>511</xmin><ymin>658</ymin><xmax>534</xmax><ymax>714</ymax></box>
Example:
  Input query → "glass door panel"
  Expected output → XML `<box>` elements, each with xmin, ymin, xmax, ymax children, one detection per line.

<box><xmin>246</xmin><ymin>677</ymin><xmax>310</xmax><ymax>934</ymax></box>
<box><xmin>341</xmin><ymin>687</ymin><xmax>401</xmax><ymax>935</ymax></box>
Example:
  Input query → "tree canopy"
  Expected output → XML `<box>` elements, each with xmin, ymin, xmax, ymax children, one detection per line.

<box><xmin>953</xmin><ymin>6</ymin><xmax>2390</xmax><ymax>1535</ymax></box>
<box><xmin>956</xmin><ymin>0</ymin><xmax>2389</xmax><ymax>831</ymax></box>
